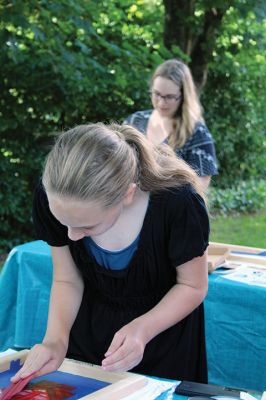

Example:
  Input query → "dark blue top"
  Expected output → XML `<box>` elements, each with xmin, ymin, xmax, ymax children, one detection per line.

<box><xmin>83</xmin><ymin>235</ymin><xmax>140</xmax><ymax>270</ymax></box>
<box><xmin>124</xmin><ymin>109</ymin><xmax>218</xmax><ymax>177</ymax></box>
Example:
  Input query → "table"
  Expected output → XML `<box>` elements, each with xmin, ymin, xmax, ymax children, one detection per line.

<box><xmin>0</xmin><ymin>240</ymin><xmax>265</xmax><ymax>392</ymax></box>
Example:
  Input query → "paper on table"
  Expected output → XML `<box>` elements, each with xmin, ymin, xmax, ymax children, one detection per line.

<box><xmin>261</xmin><ymin>392</ymin><xmax>266</xmax><ymax>400</ymax></box>
<box><xmin>121</xmin><ymin>377</ymin><xmax>178</xmax><ymax>400</ymax></box>
<box><xmin>240</xmin><ymin>391</ymin><xmax>262</xmax><ymax>400</ymax></box>
<box><xmin>217</xmin><ymin>265</ymin><xmax>266</xmax><ymax>287</ymax></box>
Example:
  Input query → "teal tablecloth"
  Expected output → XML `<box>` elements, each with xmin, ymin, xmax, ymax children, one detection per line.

<box><xmin>0</xmin><ymin>241</ymin><xmax>265</xmax><ymax>392</ymax></box>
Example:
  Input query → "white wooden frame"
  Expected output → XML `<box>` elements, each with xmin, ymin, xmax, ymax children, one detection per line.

<box><xmin>0</xmin><ymin>350</ymin><xmax>147</xmax><ymax>399</ymax></box>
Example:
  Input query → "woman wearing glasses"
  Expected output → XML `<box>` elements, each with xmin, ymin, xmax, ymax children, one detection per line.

<box><xmin>124</xmin><ymin>59</ymin><xmax>218</xmax><ymax>190</ymax></box>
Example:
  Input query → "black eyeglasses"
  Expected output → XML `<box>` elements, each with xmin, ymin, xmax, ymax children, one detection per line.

<box><xmin>149</xmin><ymin>90</ymin><xmax>182</xmax><ymax>104</ymax></box>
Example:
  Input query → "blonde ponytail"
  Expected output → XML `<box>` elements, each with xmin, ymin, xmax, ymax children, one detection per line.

<box><xmin>43</xmin><ymin>123</ymin><xmax>205</xmax><ymax>206</ymax></box>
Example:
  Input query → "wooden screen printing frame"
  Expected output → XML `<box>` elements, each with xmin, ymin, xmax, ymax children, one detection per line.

<box><xmin>207</xmin><ymin>242</ymin><xmax>266</xmax><ymax>273</ymax></box>
<box><xmin>0</xmin><ymin>350</ymin><xmax>147</xmax><ymax>399</ymax></box>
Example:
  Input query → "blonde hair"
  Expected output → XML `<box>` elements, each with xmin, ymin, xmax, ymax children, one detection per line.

<box><xmin>151</xmin><ymin>59</ymin><xmax>203</xmax><ymax>148</ymax></box>
<box><xmin>43</xmin><ymin>123</ymin><xmax>205</xmax><ymax>207</ymax></box>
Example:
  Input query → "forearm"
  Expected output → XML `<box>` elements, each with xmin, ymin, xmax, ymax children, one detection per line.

<box><xmin>136</xmin><ymin>282</ymin><xmax>207</xmax><ymax>344</ymax></box>
<box><xmin>44</xmin><ymin>279</ymin><xmax>84</xmax><ymax>346</ymax></box>
<box><xmin>11</xmin><ymin>277</ymin><xmax>84</xmax><ymax>382</ymax></box>
<box><xmin>43</xmin><ymin>246</ymin><xmax>84</xmax><ymax>347</ymax></box>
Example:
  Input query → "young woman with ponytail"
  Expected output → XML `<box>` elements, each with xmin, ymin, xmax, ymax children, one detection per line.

<box><xmin>13</xmin><ymin>123</ymin><xmax>209</xmax><ymax>383</ymax></box>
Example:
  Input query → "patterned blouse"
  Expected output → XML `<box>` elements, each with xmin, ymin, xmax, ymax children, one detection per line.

<box><xmin>124</xmin><ymin>110</ymin><xmax>218</xmax><ymax>177</ymax></box>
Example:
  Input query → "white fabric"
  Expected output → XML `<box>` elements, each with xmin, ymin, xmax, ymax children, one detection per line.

<box><xmin>121</xmin><ymin>377</ymin><xmax>178</xmax><ymax>400</ymax></box>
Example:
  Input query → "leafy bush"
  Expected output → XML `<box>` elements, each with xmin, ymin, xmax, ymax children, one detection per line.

<box><xmin>0</xmin><ymin>0</ymin><xmax>170</xmax><ymax>253</ymax></box>
<box><xmin>1</xmin><ymin>1</ymin><xmax>265</xmax><ymax>253</ymax></box>
<box><xmin>202</xmin><ymin>7</ymin><xmax>266</xmax><ymax>187</ymax></box>
<box><xmin>209</xmin><ymin>179</ymin><xmax>266</xmax><ymax>215</ymax></box>
<box><xmin>0</xmin><ymin>138</ymin><xmax>47</xmax><ymax>251</ymax></box>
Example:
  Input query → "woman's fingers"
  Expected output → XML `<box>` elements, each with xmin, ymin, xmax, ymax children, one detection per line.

<box><xmin>102</xmin><ymin>320</ymin><xmax>147</xmax><ymax>372</ymax></box>
<box><xmin>102</xmin><ymin>335</ymin><xmax>144</xmax><ymax>372</ymax></box>
<box><xmin>11</xmin><ymin>346</ymin><xmax>45</xmax><ymax>382</ymax></box>
<box><xmin>103</xmin><ymin>347</ymin><xmax>138</xmax><ymax>372</ymax></box>
<box><xmin>104</xmin><ymin>331</ymin><xmax>125</xmax><ymax>358</ymax></box>
<box><xmin>11</xmin><ymin>342</ymin><xmax>65</xmax><ymax>382</ymax></box>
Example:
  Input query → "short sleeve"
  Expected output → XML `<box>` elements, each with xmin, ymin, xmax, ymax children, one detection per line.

<box><xmin>32</xmin><ymin>182</ymin><xmax>69</xmax><ymax>246</ymax></box>
<box><xmin>168</xmin><ymin>187</ymin><xmax>209</xmax><ymax>267</ymax></box>
<box><xmin>178</xmin><ymin>123</ymin><xmax>218</xmax><ymax>177</ymax></box>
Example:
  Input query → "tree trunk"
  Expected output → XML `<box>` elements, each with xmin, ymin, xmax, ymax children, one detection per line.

<box><xmin>190</xmin><ymin>8</ymin><xmax>225</xmax><ymax>91</ymax></box>
<box><xmin>163</xmin><ymin>0</ymin><xmax>196</xmax><ymax>55</ymax></box>
<box><xmin>163</xmin><ymin>0</ymin><xmax>229</xmax><ymax>91</ymax></box>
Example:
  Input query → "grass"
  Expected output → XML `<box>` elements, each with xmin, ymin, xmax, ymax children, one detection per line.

<box><xmin>210</xmin><ymin>208</ymin><xmax>266</xmax><ymax>248</ymax></box>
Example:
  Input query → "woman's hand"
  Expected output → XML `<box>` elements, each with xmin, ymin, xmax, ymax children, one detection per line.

<box><xmin>11</xmin><ymin>340</ymin><xmax>67</xmax><ymax>383</ymax></box>
<box><xmin>102</xmin><ymin>319</ymin><xmax>148</xmax><ymax>372</ymax></box>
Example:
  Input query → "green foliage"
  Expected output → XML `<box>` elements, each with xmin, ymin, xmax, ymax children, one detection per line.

<box><xmin>0</xmin><ymin>0</ymin><xmax>265</xmax><ymax>252</ymax></box>
<box><xmin>209</xmin><ymin>179</ymin><xmax>266</xmax><ymax>215</ymax></box>
<box><xmin>0</xmin><ymin>138</ymin><xmax>46</xmax><ymax>250</ymax></box>
<box><xmin>0</xmin><ymin>0</ymin><xmax>179</xmax><ymax>131</ymax></box>
<box><xmin>0</xmin><ymin>0</ymin><xmax>170</xmax><ymax>252</ymax></box>
<box><xmin>202</xmin><ymin>6</ymin><xmax>266</xmax><ymax>186</ymax></box>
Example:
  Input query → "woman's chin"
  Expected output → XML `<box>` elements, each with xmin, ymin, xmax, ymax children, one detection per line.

<box><xmin>158</xmin><ymin>109</ymin><xmax>172</xmax><ymax>117</ymax></box>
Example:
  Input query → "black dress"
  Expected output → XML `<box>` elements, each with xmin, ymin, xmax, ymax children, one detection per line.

<box><xmin>33</xmin><ymin>183</ymin><xmax>209</xmax><ymax>383</ymax></box>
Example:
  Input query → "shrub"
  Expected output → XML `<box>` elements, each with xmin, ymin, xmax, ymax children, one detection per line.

<box><xmin>209</xmin><ymin>179</ymin><xmax>266</xmax><ymax>215</ymax></box>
